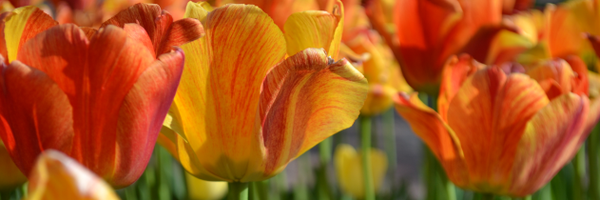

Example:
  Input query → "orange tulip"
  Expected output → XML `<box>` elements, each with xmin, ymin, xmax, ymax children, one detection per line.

<box><xmin>0</xmin><ymin>6</ymin><xmax>188</xmax><ymax>188</ymax></box>
<box><xmin>158</xmin><ymin>2</ymin><xmax>368</xmax><ymax>182</ymax></box>
<box><xmin>26</xmin><ymin>150</ymin><xmax>119</xmax><ymax>200</ymax></box>
<box><xmin>395</xmin><ymin>55</ymin><xmax>599</xmax><ymax>196</ymax></box>
<box><xmin>368</xmin><ymin>0</ymin><xmax>502</xmax><ymax>94</ymax></box>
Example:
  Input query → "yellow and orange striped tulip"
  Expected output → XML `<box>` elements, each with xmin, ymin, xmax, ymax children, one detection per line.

<box><xmin>158</xmin><ymin>2</ymin><xmax>368</xmax><ymax>182</ymax></box>
<box><xmin>395</xmin><ymin>55</ymin><xmax>599</xmax><ymax>196</ymax></box>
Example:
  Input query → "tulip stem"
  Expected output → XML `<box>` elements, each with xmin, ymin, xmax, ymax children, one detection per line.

<box><xmin>317</xmin><ymin>138</ymin><xmax>333</xmax><ymax>200</ymax></box>
<box><xmin>588</xmin><ymin>124</ymin><xmax>600</xmax><ymax>200</ymax></box>
<box><xmin>572</xmin><ymin>146</ymin><xmax>585</xmax><ymax>200</ymax></box>
<box><xmin>383</xmin><ymin>108</ymin><xmax>397</xmax><ymax>179</ymax></box>
<box><xmin>228</xmin><ymin>182</ymin><xmax>249</xmax><ymax>200</ymax></box>
<box><xmin>360</xmin><ymin>116</ymin><xmax>375</xmax><ymax>200</ymax></box>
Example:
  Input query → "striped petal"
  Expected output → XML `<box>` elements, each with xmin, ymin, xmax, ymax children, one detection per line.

<box><xmin>446</xmin><ymin>68</ymin><xmax>549</xmax><ymax>190</ymax></box>
<box><xmin>283</xmin><ymin>0</ymin><xmax>343</xmax><ymax>59</ymax></box>
<box><xmin>257</xmin><ymin>49</ymin><xmax>367</xmax><ymax>179</ymax></box>
<box><xmin>510</xmin><ymin>93</ymin><xmax>588</xmax><ymax>196</ymax></box>
<box><xmin>3</xmin><ymin>6</ymin><xmax>56</xmax><ymax>63</ymax></box>
<box><xmin>438</xmin><ymin>55</ymin><xmax>482</xmax><ymax>121</ymax></box>
<box><xmin>26</xmin><ymin>150</ymin><xmax>119</xmax><ymax>200</ymax></box>
<box><xmin>393</xmin><ymin>92</ymin><xmax>468</xmax><ymax>186</ymax></box>
<box><xmin>173</xmin><ymin>4</ymin><xmax>286</xmax><ymax>181</ymax></box>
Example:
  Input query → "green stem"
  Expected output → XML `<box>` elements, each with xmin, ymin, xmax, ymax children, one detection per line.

<box><xmin>228</xmin><ymin>182</ymin><xmax>249</xmax><ymax>200</ymax></box>
<box><xmin>481</xmin><ymin>193</ymin><xmax>494</xmax><ymax>200</ymax></box>
<box><xmin>317</xmin><ymin>138</ymin><xmax>333</xmax><ymax>200</ymax></box>
<box><xmin>360</xmin><ymin>116</ymin><xmax>375</xmax><ymax>200</ymax></box>
<box><xmin>383</xmin><ymin>109</ymin><xmax>397</xmax><ymax>200</ymax></box>
<box><xmin>536</xmin><ymin>183</ymin><xmax>552</xmax><ymax>200</ymax></box>
<box><xmin>589</xmin><ymin>125</ymin><xmax>600</xmax><ymax>200</ymax></box>
<box><xmin>383</xmin><ymin>108</ymin><xmax>397</xmax><ymax>173</ymax></box>
<box><xmin>522</xmin><ymin>196</ymin><xmax>532</xmax><ymax>200</ymax></box>
<box><xmin>572</xmin><ymin>146</ymin><xmax>585</xmax><ymax>200</ymax></box>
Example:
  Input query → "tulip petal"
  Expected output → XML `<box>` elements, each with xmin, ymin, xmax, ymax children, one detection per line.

<box><xmin>393</xmin><ymin>92</ymin><xmax>468</xmax><ymax>186</ymax></box>
<box><xmin>16</xmin><ymin>24</ymin><xmax>155</xmax><ymax>180</ymax></box>
<box><xmin>460</xmin><ymin>24</ymin><xmax>533</xmax><ymax>65</ymax></box>
<box><xmin>438</xmin><ymin>55</ymin><xmax>482</xmax><ymax>121</ymax></box>
<box><xmin>526</xmin><ymin>59</ymin><xmax>575</xmax><ymax>99</ymax></box>
<box><xmin>283</xmin><ymin>0</ymin><xmax>343</xmax><ymax>59</ymax></box>
<box><xmin>0</xmin><ymin>60</ymin><xmax>74</xmax><ymax>176</ymax></box>
<box><xmin>393</xmin><ymin>0</ymin><xmax>462</xmax><ymax>92</ymax></box>
<box><xmin>510</xmin><ymin>93</ymin><xmax>588</xmax><ymax>196</ymax></box>
<box><xmin>487</xmin><ymin>74</ymin><xmax>549</xmax><ymax>189</ymax></box>
<box><xmin>26</xmin><ymin>150</ymin><xmax>119</xmax><ymax>200</ymax></box>
<box><xmin>184</xmin><ymin>1</ymin><xmax>212</xmax><ymax>21</ymax></box>
<box><xmin>175</xmin><ymin>4</ymin><xmax>286</xmax><ymax>181</ymax></box>
<box><xmin>447</xmin><ymin>68</ymin><xmax>549</xmax><ymax>189</ymax></box>
<box><xmin>0</xmin><ymin>12</ymin><xmax>9</xmax><ymax>65</ymax></box>
<box><xmin>102</xmin><ymin>3</ymin><xmax>204</xmax><ymax>56</ymax></box>
<box><xmin>185</xmin><ymin>172</ymin><xmax>228</xmax><ymax>200</ymax></box>
<box><xmin>258</xmin><ymin>49</ymin><xmax>367</xmax><ymax>178</ymax></box>
<box><xmin>111</xmin><ymin>48</ymin><xmax>184</xmax><ymax>188</ymax></box>
<box><xmin>4</xmin><ymin>6</ymin><xmax>56</xmax><ymax>63</ymax></box>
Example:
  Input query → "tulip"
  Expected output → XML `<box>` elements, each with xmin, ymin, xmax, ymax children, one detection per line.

<box><xmin>158</xmin><ymin>2</ymin><xmax>368</xmax><ymax>183</ymax></box>
<box><xmin>346</xmin><ymin>31</ymin><xmax>411</xmax><ymax>116</ymax></box>
<box><xmin>368</xmin><ymin>0</ymin><xmax>503</xmax><ymax>94</ymax></box>
<box><xmin>0</xmin><ymin>139</ymin><xmax>26</xmax><ymax>190</ymax></box>
<box><xmin>0</xmin><ymin>13</ymin><xmax>185</xmax><ymax>187</ymax></box>
<box><xmin>25</xmin><ymin>150</ymin><xmax>119</xmax><ymax>200</ymax></box>
<box><xmin>185</xmin><ymin>172</ymin><xmax>228</xmax><ymax>200</ymax></box>
<box><xmin>395</xmin><ymin>54</ymin><xmax>600</xmax><ymax>196</ymax></box>
<box><xmin>334</xmin><ymin>144</ymin><xmax>387</xmax><ymax>199</ymax></box>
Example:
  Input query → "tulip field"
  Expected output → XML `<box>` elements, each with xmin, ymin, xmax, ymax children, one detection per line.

<box><xmin>3</xmin><ymin>0</ymin><xmax>600</xmax><ymax>199</ymax></box>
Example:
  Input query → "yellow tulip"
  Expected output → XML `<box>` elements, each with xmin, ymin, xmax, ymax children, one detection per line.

<box><xmin>185</xmin><ymin>172</ymin><xmax>228</xmax><ymax>200</ymax></box>
<box><xmin>334</xmin><ymin>144</ymin><xmax>387</xmax><ymax>199</ymax></box>
<box><xmin>158</xmin><ymin>2</ymin><xmax>368</xmax><ymax>182</ymax></box>
<box><xmin>26</xmin><ymin>150</ymin><xmax>119</xmax><ymax>200</ymax></box>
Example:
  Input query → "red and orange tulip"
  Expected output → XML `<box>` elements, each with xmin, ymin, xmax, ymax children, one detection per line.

<box><xmin>0</xmin><ymin>6</ymin><xmax>189</xmax><ymax>188</ymax></box>
<box><xmin>158</xmin><ymin>2</ymin><xmax>368</xmax><ymax>182</ymax></box>
<box><xmin>26</xmin><ymin>150</ymin><xmax>119</xmax><ymax>200</ymax></box>
<box><xmin>395</xmin><ymin>55</ymin><xmax>599</xmax><ymax>196</ymax></box>
<box><xmin>369</xmin><ymin>0</ymin><xmax>503</xmax><ymax>94</ymax></box>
